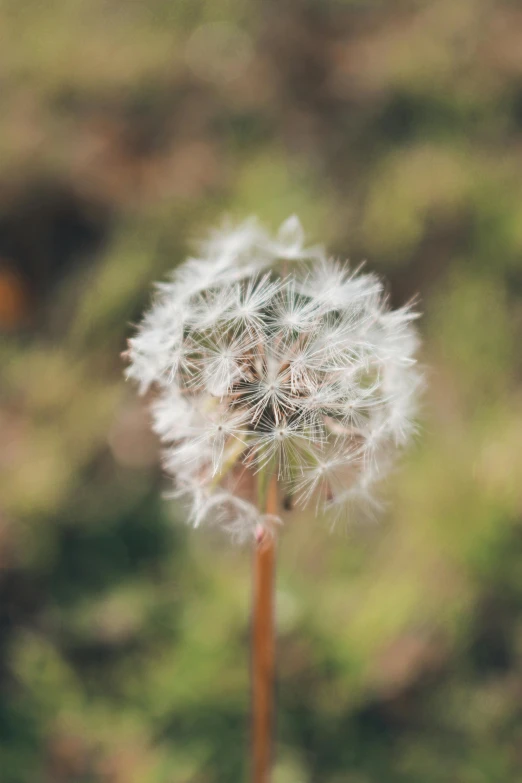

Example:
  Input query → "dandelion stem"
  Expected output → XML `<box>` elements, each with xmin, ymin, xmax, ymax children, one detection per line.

<box><xmin>252</xmin><ymin>473</ymin><xmax>277</xmax><ymax>783</ymax></box>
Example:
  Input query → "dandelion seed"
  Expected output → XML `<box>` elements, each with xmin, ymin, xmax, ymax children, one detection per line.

<box><xmin>226</xmin><ymin>274</ymin><xmax>282</xmax><ymax>336</ymax></box>
<box><xmin>192</xmin><ymin>331</ymin><xmax>256</xmax><ymax>397</ymax></box>
<box><xmin>294</xmin><ymin>444</ymin><xmax>362</xmax><ymax>511</ymax></box>
<box><xmin>267</xmin><ymin>279</ymin><xmax>323</xmax><ymax>337</ymax></box>
<box><xmin>247</xmin><ymin>413</ymin><xmax>325</xmax><ymax>479</ymax></box>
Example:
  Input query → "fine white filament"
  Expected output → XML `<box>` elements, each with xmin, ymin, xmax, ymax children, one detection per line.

<box><xmin>126</xmin><ymin>216</ymin><xmax>421</xmax><ymax>540</ymax></box>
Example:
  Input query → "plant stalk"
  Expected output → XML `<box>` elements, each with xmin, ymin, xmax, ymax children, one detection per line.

<box><xmin>252</xmin><ymin>473</ymin><xmax>277</xmax><ymax>783</ymax></box>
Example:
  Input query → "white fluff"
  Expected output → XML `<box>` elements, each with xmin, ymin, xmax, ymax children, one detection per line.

<box><xmin>126</xmin><ymin>216</ymin><xmax>422</xmax><ymax>540</ymax></box>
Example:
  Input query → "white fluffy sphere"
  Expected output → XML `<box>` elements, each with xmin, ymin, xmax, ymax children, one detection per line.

<box><xmin>126</xmin><ymin>217</ymin><xmax>422</xmax><ymax>540</ymax></box>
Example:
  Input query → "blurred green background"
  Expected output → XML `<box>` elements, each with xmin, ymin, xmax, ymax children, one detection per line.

<box><xmin>1</xmin><ymin>1</ymin><xmax>522</xmax><ymax>781</ymax></box>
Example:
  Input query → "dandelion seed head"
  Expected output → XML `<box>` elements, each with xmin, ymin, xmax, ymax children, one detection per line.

<box><xmin>125</xmin><ymin>216</ymin><xmax>422</xmax><ymax>541</ymax></box>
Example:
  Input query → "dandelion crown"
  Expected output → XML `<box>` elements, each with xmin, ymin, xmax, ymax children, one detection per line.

<box><xmin>126</xmin><ymin>217</ymin><xmax>421</xmax><ymax>540</ymax></box>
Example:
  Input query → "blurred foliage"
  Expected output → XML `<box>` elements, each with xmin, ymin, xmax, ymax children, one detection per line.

<box><xmin>1</xmin><ymin>0</ymin><xmax>522</xmax><ymax>781</ymax></box>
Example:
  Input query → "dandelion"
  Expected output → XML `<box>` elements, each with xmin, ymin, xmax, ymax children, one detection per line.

<box><xmin>124</xmin><ymin>215</ymin><xmax>422</xmax><ymax>783</ymax></box>
<box><xmin>126</xmin><ymin>216</ymin><xmax>420</xmax><ymax>534</ymax></box>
